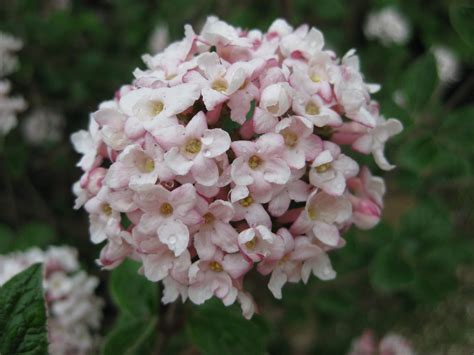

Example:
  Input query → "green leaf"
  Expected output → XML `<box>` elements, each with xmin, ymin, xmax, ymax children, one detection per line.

<box><xmin>450</xmin><ymin>3</ymin><xmax>474</xmax><ymax>48</ymax></box>
<box><xmin>370</xmin><ymin>245</ymin><xmax>415</xmax><ymax>292</ymax></box>
<box><xmin>0</xmin><ymin>264</ymin><xmax>48</xmax><ymax>355</ymax></box>
<box><xmin>187</xmin><ymin>301</ymin><xmax>268</xmax><ymax>355</ymax></box>
<box><xmin>109</xmin><ymin>259</ymin><xmax>158</xmax><ymax>317</ymax></box>
<box><xmin>102</xmin><ymin>317</ymin><xmax>158</xmax><ymax>355</ymax></box>
<box><xmin>400</xmin><ymin>53</ymin><xmax>438</xmax><ymax>112</ymax></box>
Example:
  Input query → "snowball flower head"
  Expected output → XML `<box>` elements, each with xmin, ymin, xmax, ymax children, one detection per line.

<box><xmin>72</xmin><ymin>16</ymin><xmax>402</xmax><ymax>319</ymax></box>
<box><xmin>0</xmin><ymin>246</ymin><xmax>103</xmax><ymax>355</ymax></box>
<box><xmin>364</xmin><ymin>7</ymin><xmax>411</xmax><ymax>46</ymax></box>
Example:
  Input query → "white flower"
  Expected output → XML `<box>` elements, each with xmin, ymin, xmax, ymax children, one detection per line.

<box><xmin>0</xmin><ymin>80</ymin><xmax>27</xmax><ymax>136</ymax></box>
<box><xmin>0</xmin><ymin>31</ymin><xmax>23</xmax><ymax>77</ymax></box>
<box><xmin>364</xmin><ymin>7</ymin><xmax>411</xmax><ymax>46</ymax></box>
<box><xmin>22</xmin><ymin>108</ymin><xmax>64</xmax><ymax>145</ymax></box>
<box><xmin>149</xmin><ymin>24</ymin><xmax>169</xmax><ymax>54</ymax></box>
<box><xmin>433</xmin><ymin>46</ymin><xmax>460</xmax><ymax>83</ymax></box>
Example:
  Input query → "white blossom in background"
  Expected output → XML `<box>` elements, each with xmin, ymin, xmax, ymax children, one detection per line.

<box><xmin>0</xmin><ymin>80</ymin><xmax>27</xmax><ymax>136</ymax></box>
<box><xmin>0</xmin><ymin>31</ymin><xmax>23</xmax><ymax>77</ymax></box>
<box><xmin>22</xmin><ymin>108</ymin><xmax>64</xmax><ymax>145</ymax></box>
<box><xmin>432</xmin><ymin>46</ymin><xmax>460</xmax><ymax>84</ymax></box>
<box><xmin>149</xmin><ymin>24</ymin><xmax>169</xmax><ymax>54</ymax></box>
<box><xmin>0</xmin><ymin>246</ymin><xmax>103</xmax><ymax>355</ymax></box>
<box><xmin>364</xmin><ymin>8</ymin><xmax>411</xmax><ymax>46</ymax></box>
<box><xmin>0</xmin><ymin>31</ymin><xmax>26</xmax><ymax>136</ymax></box>
<box><xmin>348</xmin><ymin>330</ymin><xmax>416</xmax><ymax>355</ymax></box>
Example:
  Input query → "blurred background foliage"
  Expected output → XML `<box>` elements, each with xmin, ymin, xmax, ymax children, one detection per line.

<box><xmin>0</xmin><ymin>0</ymin><xmax>473</xmax><ymax>354</ymax></box>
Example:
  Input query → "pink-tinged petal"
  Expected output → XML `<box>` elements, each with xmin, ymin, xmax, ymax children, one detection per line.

<box><xmin>202</xmin><ymin>87</ymin><xmax>228</xmax><ymax>111</ymax></box>
<box><xmin>312</xmin><ymin>221</ymin><xmax>340</xmax><ymax>246</ymax></box>
<box><xmin>301</xmin><ymin>251</ymin><xmax>336</xmax><ymax>283</ymax></box>
<box><xmin>373</xmin><ymin>148</ymin><xmax>395</xmax><ymax>171</ymax></box>
<box><xmin>289</xmin><ymin>210</ymin><xmax>312</xmax><ymax>235</ymax></box>
<box><xmin>230</xmin><ymin>185</ymin><xmax>250</xmax><ymax>203</ymax></box>
<box><xmin>164</xmin><ymin>147</ymin><xmax>193</xmax><ymax>175</ymax></box>
<box><xmin>253</xmin><ymin>108</ymin><xmax>278</xmax><ymax>134</ymax></box>
<box><xmin>170</xmin><ymin>183</ymin><xmax>197</xmax><ymax>214</ymax></box>
<box><xmin>194</xmin><ymin>229</ymin><xmax>218</xmax><ymax>260</ymax></box>
<box><xmin>209</xmin><ymin>200</ymin><xmax>234</xmax><ymax>222</ymax></box>
<box><xmin>263</xmin><ymin>158</ymin><xmax>291</xmax><ymax>184</ymax></box>
<box><xmin>283</xmin><ymin>147</ymin><xmax>306</xmax><ymax>169</ymax></box>
<box><xmin>222</xmin><ymin>253</ymin><xmax>252</xmax><ymax>278</ymax></box>
<box><xmin>256</xmin><ymin>133</ymin><xmax>285</xmax><ymax>156</ymax></box>
<box><xmin>108</xmin><ymin>189</ymin><xmax>136</xmax><ymax>212</ymax></box>
<box><xmin>228</xmin><ymin>91</ymin><xmax>253</xmax><ymax>124</ymax></box>
<box><xmin>213</xmin><ymin>221</ymin><xmax>239</xmax><ymax>253</ymax></box>
<box><xmin>158</xmin><ymin>219</ymin><xmax>190</xmax><ymax>256</ymax></box>
<box><xmin>197</xmin><ymin>52</ymin><xmax>223</xmax><ymax>79</ymax></box>
<box><xmin>231</xmin><ymin>140</ymin><xmax>256</xmax><ymax>156</ymax></box>
<box><xmin>334</xmin><ymin>154</ymin><xmax>359</xmax><ymax>179</ymax></box>
<box><xmin>246</xmin><ymin>204</ymin><xmax>272</xmax><ymax>228</ymax></box>
<box><xmin>185</xmin><ymin>111</ymin><xmax>207</xmax><ymax>138</ymax></box>
<box><xmin>191</xmin><ymin>154</ymin><xmax>219</xmax><ymax>186</ymax></box>
<box><xmin>268</xmin><ymin>268</ymin><xmax>288</xmax><ymax>299</ymax></box>
<box><xmin>312</xmin><ymin>149</ymin><xmax>334</xmax><ymax>167</ymax></box>
<box><xmin>288</xmin><ymin>180</ymin><xmax>311</xmax><ymax>201</ymax></box>
<box><xmin>237</xmin><ymin>291</ymin><xmax>257</xmax><ymax>320</ymax></box>
<box><xmin>248</xmin><ymin>177</ymin><xmax>273</xmax><ymax>203</ymax></box>
<box><xmin>153</xmin><ymin>124</ymin><xmax>186</xmax><ymax>150</ymax></box>
<box><xmin>231</xmin><ymin>157</ymin><xmax>254</xmax><ymax>185</ymax></box>
<box><xmin>137</xmin><ymin>213</ymin><xmax>164</xmax><ymax>234</ymax></box>
<box><xmin>226</xmin><ymin>67</ymin><xmax>246</xmax><ymax>94</ymax></box>
<box><xmin>291</xmin><ymin>237</ymin><xmax>324</xmax><ymax>261</ymax></box>
<box><xmin>268</xmin><ymin>190</ymin><xmax>291</xmax><ymax>217</ymax></box>
<box><xmin>260</xmin><ymin>82</ymin><xmax>292</xmax><ymax>116</ymax></box>
<box><xmin>162</xmin><ymin>83</ymin><xmax>201</xmax><ymax>116</ymax></box>
<box><xmin>124</xmin><ymin>115</ymin><xmax>146</xmax><ymax>139</ymax></box>
<box><xmin>300</xmin><ymin>134</ymin><xmax>323</xmax><ymax>161</ymax></box>
<box><xmin>134</xmin><ymin>184</ymin><xmax>170</xmax><ymax>211</ymax></box>
<box><xmin>142</xmin><ymin>252</ymin><xmax>174</xmax><ymax>282</ymax></box>
<box><xmin>105</xmin><ymin>162</ymin><xmax>133</xmax><ymax>189</ymax></box>
<box><xmin>162</xmin><ymin>276</ymin><xmax>188</xmax><ymax>304</ymax></box>
<box><xmin>201</xmin><ymin>129</ymin><xmax>231</xmax><ymax>158</ymax></box>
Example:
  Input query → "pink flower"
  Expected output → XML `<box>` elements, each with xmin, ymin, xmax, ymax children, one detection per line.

<box><xmin>309</xmin><ymin>141</ymin><xmax>359</xmax><ymax>196</ymax></box>
<box><xmin>274</xmin><ymin>116</ymin><xmax>322</xmax><ymax>169</ymax></box>
<box><xmin>238</xmin><ymin>225</ymin><xmax>285</xmax><ymax>262</ymax></box>
<box><xmin>155</xmin><ymin>111</ymin><xmax>231</xmax><ymax>186</ymax></box>
<box><xmin>134</xmin><ymin>183</ymin><xmax>201</xmax><ymax>256</ymax></box>
<box><xmin>105</xmin><ymin>134</ymin><xmax>174</xmax><ymax>189</ymax></box>
<box><xmin>352</xmin><ymin>116</ymin><xmax>403</xmax><ymax>170</ymax></box>
<box><xmin>291</xmin><ymin>190</ymin><xmax>352</xmax><ymax>247</ymax></box>
<box><xmin>119</xmin><ymin>84</ymin><xmax>201</xmax><ymax>137</ymax></box>
<box><xmin>230</xmin><ymin>185</ymin><xmax>272</xmax><ymax>228</ymax></box>
<box><xmin>292</xmin><ymin>91</ymin><xmax>342</xmax><ymax>127</ymax></box>
<box><xmin>194</xmin><ymin>199</ymin><xmax>239</xmax><ymax>258</ymax></box>
<box><xmin>231</xmin><ymin>133</ymin><xmax>291</xmax><ymax>201</ymax></box>
<box><xmin>188</xmin><ymin>249</ymin><xmax>251</xmax><ymax>305</ymax></box>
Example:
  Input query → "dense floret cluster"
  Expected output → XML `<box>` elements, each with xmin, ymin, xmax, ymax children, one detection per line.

<box><xmin>0</xmin><ymin>247</ymin><xmax>103</xmax><ymax>355</ymax></box>
<box><xmin>348</xmin><ymin>330</ymin><xmax>415</xmax><ymax>355</ymax></box>
<box><xmin>72</xmin><ymin>16</ymin><xmax>402</xmax><ymax>318</ymax></box>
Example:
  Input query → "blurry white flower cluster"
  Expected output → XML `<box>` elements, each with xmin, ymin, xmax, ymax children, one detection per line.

<box><xmin>364</xmin><ymin>8</ymin><xmax>411</xmax><ymax>46</ymax></box>
<box><xmin>22</xmin><ymin>108</ymin><xmax>64</xmax><ymax>145</ymax></box>
<box><xmin>149</xmin><ymin>24</ymin><xmax>169</xmax><ymax>54</ymax></box>
<box><xmin>0</xmin><ymin>31</ymin><xmax>26</xmax><ymax>136</ymax></box>
<box><xmin>348</xmin><ymin>330</ymin><xmax>415</xmax><ymax>355</ymax></box>
<box><xmin>432</xmin><ymin>46</ymin><xmax>460</xmax><ymax>84</ymax></box>
<box><xmin>0</xmin><ymin>246</ymin><xmax>103</xmax><ymax>355</ymax></box>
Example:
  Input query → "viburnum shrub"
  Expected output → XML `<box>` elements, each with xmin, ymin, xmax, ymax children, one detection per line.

<box><xmin>71</xmin><ymin>16</ymin><xmax>402</xmax><ymax>318</ymax></box>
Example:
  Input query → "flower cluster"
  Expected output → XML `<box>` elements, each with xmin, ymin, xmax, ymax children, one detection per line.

<box><xmin>347</xmin><ymin>330</ymin><xmax>415</xmax><ymax>355</ymax></box>
<box><xmin>22</xmin><ymin>108</ymin><xmax>64</xmax><ymax>145</ymax></box>
<box><xmin>364</xmin><ymin>7</ymin><xmax>410</xmax><ymax>46</ymax></box>
<box><xmin>72</xmin><ymin>16</ymin><xmax>402</xmax><ymax>318</ymax></box>
<box><xmin>0</xmin><ymin>246</ymin><xmax>103</xmax><ymax>355</ymax></box>
<box><xmin>0</xmin><ymin>32</ymin><xmax>26</xmax><ymax>136</ymax></box>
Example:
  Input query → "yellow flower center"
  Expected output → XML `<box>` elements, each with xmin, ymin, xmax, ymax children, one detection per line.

<box><xmin>102</xmin><ymin>204</ymin><xmax>113</xmax><ymax>216</ymax></box>
<box><xmin>204</xmin><ymin>212</ymin><xmax>215</xmax><ymax>224</ymax></box>
<box><xmin>210</xmin><ymin>261</ymin><xmax>223</xmax><ymax>272</ymax></box>
<box><xmin>310</xmin><ymin>74</ymin><xmax>321</xmax><ymax>83</ymax></box>
<box><xmin>315</xmin><ymin>162</ymin><xmax>331</xmax><ymax>173</ymax></box>
<box><xmin>248</xmin><ymin>155</ymin><xmax>262</xmax><ymax>169</ymax></box>
<box><xmin>211</xmin><ymin>78</ymin><xmax>228</xmax><ymax>93</ymax></box>
<box><xmin>151</xmin><ymin>100</ymin><xmax>164</xmax><ymax>116</ymax></box>
<box><xmin>305</xmin><ymin>101</ymin><xmax>320</xmax><ymax>115</ymax></box>
<box><xmin>185</xmin><ymin>139</ymin><xmax>202</xmax><ymax>154</ymax></box>
<box><xmin>160</xmin><ymin>202</ymin><xmax>173</xmax><ymax>216</ymax></box>
<box><xmin>282</xmin><ymin>131</ymin><xmax>298</xmax><ymax>147</ymax></box>
<box><xmin>138</xmin><ymin>157</ymin><xmax>155</xmax><ymax>173</ymax></box>
<box><xmin>239</xmin><ymin>196</ymin><xmax>254</xmax><ymax>208</ymax></box>
<box><xmin>308</xmin><ymin>207</ymin><xmax>317</xmax><ymax>220</ymax></box>
<box><xmin>245</xmin><ymin>238</ymin><xmax>257</xmax><ymax>249</ymax></box>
